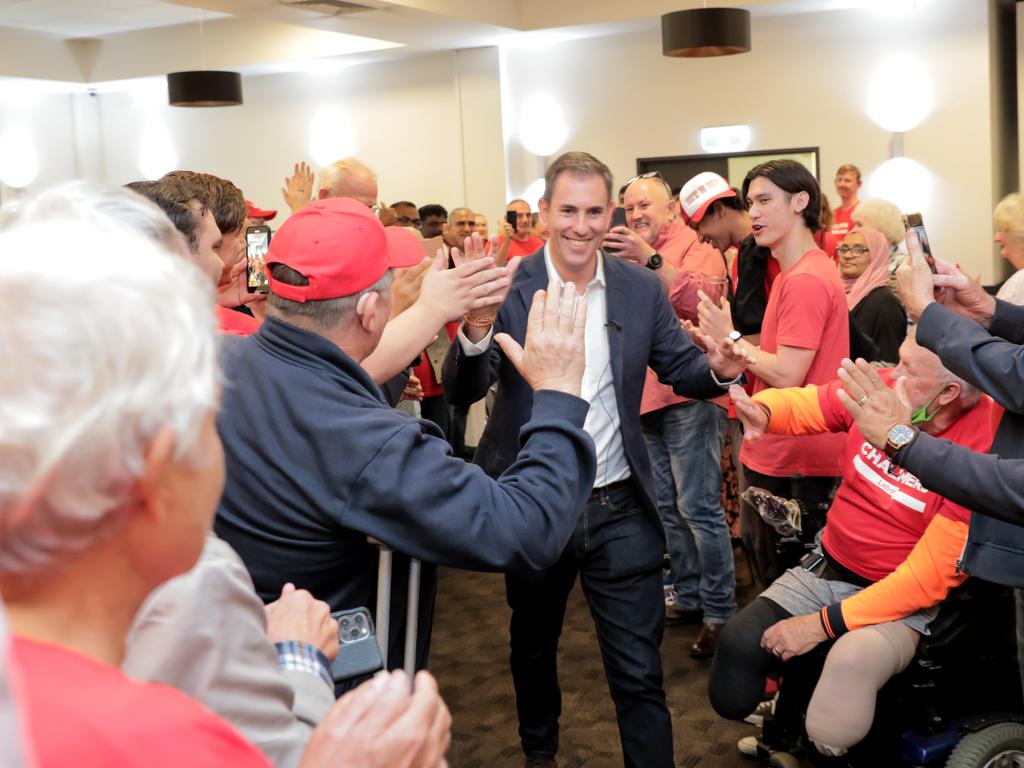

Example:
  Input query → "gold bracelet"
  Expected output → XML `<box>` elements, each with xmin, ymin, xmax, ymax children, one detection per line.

<box><xmin>463</xmin><ymin>314</ymin><xmax>494</xmax><ymax>328</ymax></box>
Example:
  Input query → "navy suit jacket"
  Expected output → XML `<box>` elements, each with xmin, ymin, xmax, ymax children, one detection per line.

<box><xmin>443</xmin><ymin>247</ymin><xmax>726</xmax><ymax>522</ymax></box>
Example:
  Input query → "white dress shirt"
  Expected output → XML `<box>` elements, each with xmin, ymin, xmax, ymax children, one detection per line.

<box><xmin>458</xmin><ymin>245</ymin><xmax>630</xmax><ymax>489</ymax></box>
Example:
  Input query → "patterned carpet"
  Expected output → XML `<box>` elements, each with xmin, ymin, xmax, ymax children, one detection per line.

<box><xmin>430</xmin><ymin>551</ymin><xmax>764</xmax><ymax>768</ymax></box>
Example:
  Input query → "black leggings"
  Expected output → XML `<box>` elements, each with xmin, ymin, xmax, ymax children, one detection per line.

<box><xmin>709</xmin><ymin>596</ymin><xmax>791</xmax><ymax>719</ymax></box>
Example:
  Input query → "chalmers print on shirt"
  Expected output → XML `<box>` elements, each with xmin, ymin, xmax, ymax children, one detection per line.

<box><xmin>852</xmin><ymin>441</ymin><xmax>928</xmax><ymax>513</ymax></box>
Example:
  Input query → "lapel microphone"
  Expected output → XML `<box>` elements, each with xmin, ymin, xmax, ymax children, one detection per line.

<box><xmin>605</xmin><ymin>319</ymin><xmax>623</xmax><ymax>331</ymax></box>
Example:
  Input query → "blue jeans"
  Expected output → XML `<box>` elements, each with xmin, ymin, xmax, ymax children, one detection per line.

<box><xmin>642</xmin><ymin>399</ymin><xmax>736</xmax><ymax>623</ymax></box>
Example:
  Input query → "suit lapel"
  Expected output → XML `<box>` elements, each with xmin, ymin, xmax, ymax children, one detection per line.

<box><xmin>510</xmin><ymin>249</ymin><xmax>549</xmax><ymax>331</ymax></box>
<box><xmin>603</xmin><ymin>253</ymin><xmax>628</xmax><ymax>395</ymax></box>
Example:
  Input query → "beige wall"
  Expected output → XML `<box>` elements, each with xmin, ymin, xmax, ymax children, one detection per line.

<box><xmin>0</xmin><ymin>2</ymin><xmax>1002</xmax><ymax>281</ymax></box>
<box><xmin>502</xmin><ymin>0</ymin><xmax>996</xmax><ymax>278</ymax></box>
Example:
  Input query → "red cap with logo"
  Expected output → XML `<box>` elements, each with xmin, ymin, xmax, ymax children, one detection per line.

<box><xmin>245</xmin><ymin>199</ymin><xmax>277</xmax><ymax>222</ymax></box>
<box><xmin>679</xmin><ymin>172</ymin><xmax>737</xmax><ymax>225</ymax></box>
<box><xmin>266</xmin><ymin>197</ymin><xmax>424</xmax><ymax>303</ymax></box>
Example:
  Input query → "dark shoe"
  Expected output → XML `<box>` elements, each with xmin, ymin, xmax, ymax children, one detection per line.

<box><xmin>524</xmin><ymin>757</ymin><xmax>557</xmax><ymax>768</ymax></box>
<box><xmin>665</xmin><ymin>603</ymin><xmax>704</xmax><ymax>626</ymax></box>
<box><xmin>690</xmin><ymin>621</ymin><xmax>724</xmax><ymax>658</ymax></box>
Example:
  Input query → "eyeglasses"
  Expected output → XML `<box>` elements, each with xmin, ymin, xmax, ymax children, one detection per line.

<box><xmin>619</xmin><ymin>171</ymin><xmax>673</xmax><ymax>198</ymax></box>
<box><xmin>836</xmin><ymin>245</ymin><xmax>870</xmax><ymax>256</ymax></box>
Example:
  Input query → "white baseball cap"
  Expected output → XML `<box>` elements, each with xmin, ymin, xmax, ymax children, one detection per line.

<box><xmin>679</xmin><ymin>172</ymin><xmax>736</xmax><ymax>224</ymax></box>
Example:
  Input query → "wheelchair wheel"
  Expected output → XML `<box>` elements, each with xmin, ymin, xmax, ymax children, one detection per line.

<box><xmin>946</xmin><ymin>722</ymin><xmax>1024</xmax><ymax>768</ymax></box>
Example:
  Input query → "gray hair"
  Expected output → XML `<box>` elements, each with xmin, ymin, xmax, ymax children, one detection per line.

<box><xmin>0</xmin><ymin>215</ymin><xmax>218</xmax><ymax>574</ymax></box>
<box><xmin>854</xmin><ymin>198</ymin><xmax>905</xmax><ymax>247</ymax></box>
<box><xmin>266</xmin><ymin>264</ymin><xmax>394</xmax><ymax>332</ymax></box>
<box><xmin>318</xmin><ymin>157</ymin><xmax>377</xmax><ymax>199</ymax></box>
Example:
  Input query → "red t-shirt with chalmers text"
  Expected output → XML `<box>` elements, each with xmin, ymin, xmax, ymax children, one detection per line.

<box><xmin>816</xmin><ymin>374</ymin><xmax>997</xmax><ymax>581</ymax></box>
<box><xmin>829</xmin><ymin>201</ymin><xmax>859</xmax><ymax>240</ymax></box>
<box><xmin>740</xmin><ymin>248</ymin><xmax>849</xmax><ymax>477</ymax></box>
<box><xmin>10</xmin><ymin>636</ymin><xmax>270</xmax><ymax>768</ymax></box>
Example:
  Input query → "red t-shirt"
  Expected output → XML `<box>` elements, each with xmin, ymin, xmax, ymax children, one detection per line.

<box><xmin>829</xmin><ymin>201</ymin><xmax>859</xmax><ymax>240</ymax></box>
<box><xmin>490</xmin><ymin>234</ymin><xmax>546</xmax><ymax>260</ymax></box>
<box><xmin>412</xmin><ymin>322</ymin><xmax>459</xmax><ymax>399</ymax></box>
<box><xmin>217</xmin><ymin>306</ymin><xmax>261</xmax><ymax>336</ymax></box>
<box><xmin>817</xmin><ymin>375</ymin><xmax>997</xmax><ymax>581</ymax></box>
<box><xmin>740</xmin><ymin>248</ymin><xmax>849</xmax><ymax>477</ymax></box>
<box><xmin>11</xmin><ymin>636</ymin><xmax>270</xmax><ymax>768</ymax></box>
<box><xmin>814</xmin><ymin>229</ymin><xmax>840</xmax><ymax>263</ymax></box>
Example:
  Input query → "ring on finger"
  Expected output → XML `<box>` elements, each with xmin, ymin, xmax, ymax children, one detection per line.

<box><xmin>856</xmin><ymin>395</ymin><xmax>869</xmax><ymax>406</ymax></box>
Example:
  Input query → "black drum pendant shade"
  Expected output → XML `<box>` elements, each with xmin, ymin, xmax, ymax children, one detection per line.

<box><xmin>167</xmin><ymin>70</ymin><xmax>243</xmax><ymax>107</ymax></box>
<box><xmin>661</xmin><ymin>8</ymin><xmax>751</xmax><ymax>58</ymax></box>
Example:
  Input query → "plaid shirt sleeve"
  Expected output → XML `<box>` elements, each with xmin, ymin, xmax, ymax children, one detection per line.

<box><xmin>274</xmin><ymin>640</ymin><xmax>333</xmax><ymax>689</ymax></box>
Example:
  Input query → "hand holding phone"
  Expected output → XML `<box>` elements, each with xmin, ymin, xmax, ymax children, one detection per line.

<box><xmin>902</xmin><ymin>213</ymin><xmax>936</xmax><ymax>274</ymax></box>
<box><xmin>246</xmin><ymin>225</ymin><xmax>271</xmax><ymax>294</ymax></box>
<box><xmin>603</xmin><ymin>207</ymin><xmax>629</xmax><ymax>255</ymax></box>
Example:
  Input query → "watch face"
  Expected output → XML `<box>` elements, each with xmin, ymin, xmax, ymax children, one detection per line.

<box><xmin>888</xmin><ymin>424</ymin><xmax>915</xmax><ymax>446</ymax></box>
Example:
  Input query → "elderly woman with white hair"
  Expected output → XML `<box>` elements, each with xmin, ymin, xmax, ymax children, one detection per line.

<box><xmin>0</xmin><ymin>216</ymin><xmax>274</xmax><ymax>765</ymax></box>
<box><xmin>992</xmin><ymin>192</ymin><xmax>1024</xmax><ymax>305</ymax></box>
<box><xmin>852</xmin><ymin>197</ymin><xmax>908</xmax><ymax>275</ymax></box>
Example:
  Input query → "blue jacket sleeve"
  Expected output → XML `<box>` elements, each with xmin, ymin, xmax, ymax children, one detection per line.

<box><xmin>342</xmin><ymin>390</ymin><xmax>597</xmax><ymax>573</ymax></box>
<box><xmin>442</xmin><ymin>322</ymin><xmax>503</xmax><ymax>408</ymax></box>
<box><xmin>898</xmin><ymin>432</ymin><xmax>1024</xmax><ymax>528</ymax></box>
<box><xmin>916</xmin><ymin>301</ymin><xmax>1024</xmax><ymax>415</ymax></box>
<box><xmin>646</xmin><ymin>285</ymin><xmax>725</xmax><ymax>400</ymax></box>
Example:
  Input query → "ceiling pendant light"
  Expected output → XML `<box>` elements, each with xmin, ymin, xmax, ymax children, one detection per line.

<box><xmin>167</xmin><ymin>10</ymin><xmax>243</xmax><ymax>107</ymax></box>
<box><xmin>661</xmin><ymin>6</ymin><xmax>751</xmax><ymax>58</ymax></box>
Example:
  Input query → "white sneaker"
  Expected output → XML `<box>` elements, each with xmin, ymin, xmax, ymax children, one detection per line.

<box><xmin>743</xmin><ymin>694</ymin><xmax>777</xmax><ymax>727</ymax></box>
<box><xmin>736</xmin><ymin>735</ymin><xmax>760</xmax><ymax>758</ymax></box>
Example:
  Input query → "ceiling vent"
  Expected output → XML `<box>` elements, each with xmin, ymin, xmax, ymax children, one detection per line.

<box><xmin>280</xmin><ymin>0</ymin><xmax>380</xmax><ymax>16</ymax></box>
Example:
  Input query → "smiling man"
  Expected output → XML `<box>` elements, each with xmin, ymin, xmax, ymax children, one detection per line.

<box><xmin>443</xmin><ymin>151</ymin><xmax>752</xmax><ymax>768</ymax></box>
<box><xmin>696</xmin><ymin>160</ymin><xmax>849</xmax><ymax>590</ymax></box>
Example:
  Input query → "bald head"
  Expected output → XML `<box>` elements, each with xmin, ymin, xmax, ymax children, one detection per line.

<box><xmin>623</xmin><ymin>177</ymin><xmax>677</xmax><ymax>246</ymax></box>
<box><xmin>445</xmin><ymin>207</ymin><xmax>476</xmax><ymax>248</ymax></box>
<box><xmin>318</xmin><ymin>157</ymin><xmax>378</xmax><ymax>209</ymax></box>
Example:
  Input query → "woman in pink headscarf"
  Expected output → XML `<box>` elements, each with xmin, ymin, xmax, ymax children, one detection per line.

<box><xmin>840</xmin><ymin>226</ymin><xmax>907</xmax><ymax>363</ymax></box>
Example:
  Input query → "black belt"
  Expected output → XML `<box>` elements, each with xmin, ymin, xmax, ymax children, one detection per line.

<box><xmin>589</xmin><ymin>478</ymin><xmax>632</xmax><ymax>500</ymax></box>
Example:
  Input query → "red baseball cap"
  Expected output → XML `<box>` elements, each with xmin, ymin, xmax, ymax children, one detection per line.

<box><xmin>266</xmin><ymin>197</ymin><xmax>424</xmax><ymax>303</ymax></box>
<box><xmin>246</xmin><ymin>199</ymin><xmax>277</xmax><ymax>222</ymax></box>
<box><xmin>679</xmin><ymin>172</ymin><xmax>736</xmax><ymax>225</ymax></box>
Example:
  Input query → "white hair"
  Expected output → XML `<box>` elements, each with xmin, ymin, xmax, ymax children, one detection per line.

<box><xmin>0</xmin><ymin>180</ymin><xmax>190</xmax><ymax>259</ymax></box>
<box><xmin>0</xmin><ymin>218</ymin><xmax>219</xmax><ymax>574</ymax></box>
<box><xmin>853</xmin><ymin>198</ymin><xmax>905</xmax><ymax>247</ymax></box>
<box><xmin>318</xmin><ymin>157</ymin><xmax>377</xmax><ymax>198</ymax></box>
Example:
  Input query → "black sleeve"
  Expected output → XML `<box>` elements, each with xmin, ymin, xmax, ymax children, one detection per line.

<box><xmin>898</xmin><ymin>431</ymin><xmax>1024</xmax><ymax>528</ymax></box>
<box><xmin>342</xmin><ymin>390</ymin><xmax>597</xmax><ymax>573</ymax></box>
<box><xmin>647</xmin><ymin>281</ymin><xmax>725</xmax><ymax>400</ymax></box>
<box><xmin>379</xmin><ymin>370</ymin><xmax>411</xmax><ymax>407</ymax></box>
<box><xmin>853</xmin><ymin>288</ymin><xmax>907</xmax><ymax>364</ymax></box>
<box><xmin>916</xmin><ymin>302</ymin><xmax>1024</xmax><ymax>414</ymax></box>
<box><xmin>442</xmin><ymin>319</ymin><xmax>505</xmax><ymax>408</ymax></box>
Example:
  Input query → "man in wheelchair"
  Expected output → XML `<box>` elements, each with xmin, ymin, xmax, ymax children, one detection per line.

<box><xmin>708</xmin><ymin>333</ymin><xmax>998</xmax><ymax>759</ymax></box>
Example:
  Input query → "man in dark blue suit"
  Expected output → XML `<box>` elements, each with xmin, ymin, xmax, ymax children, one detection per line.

<box><xmin>443</xmin><ymin>152</ymin><xmax>751</xmax><ymax>768</ymax></box>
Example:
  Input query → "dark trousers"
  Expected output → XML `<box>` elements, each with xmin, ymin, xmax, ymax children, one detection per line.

<box><xmin>739</xmin><ymin>469</ymin><xmax>838</xmax><ymax>591</ymax></box>
<box><xmin>505</xmin><ymin>482</ymin><xmax>674</xmax><ymax>768</ymax></box>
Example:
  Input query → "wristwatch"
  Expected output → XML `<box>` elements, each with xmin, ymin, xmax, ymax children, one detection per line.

<box><xmin>727</xmin><ymin>330</ymin><xmax>742</xmax><ymax>344</ymax></box>
<box><xmin>646</xmin><ymin>252</ymin><xmax>663</xmax><ymax>270</ymax></box>
<box><xmin>884</xmin><ymin>423</ymin><xmax>918</xmax><ymax>460</ymax></box>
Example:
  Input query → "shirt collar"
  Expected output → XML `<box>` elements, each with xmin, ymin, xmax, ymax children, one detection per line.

<box><xmin>542</xmin><ymin>242</ymin><xmax>606</xmax><ymax>290</ymax></box>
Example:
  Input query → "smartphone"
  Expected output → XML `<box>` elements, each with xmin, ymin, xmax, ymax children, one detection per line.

<box><xmin>505</xmin><ymin>210</ymin><xmax>518</xmax><ymax>230</ymax></box>
<box><xmin>902</xmin><ymin>213</ymin><xmax>936</xmax><ymax>274</ymax></box>
<box><xmin>603</xmin><ymin>207</ymin><xmax>629</xmax><ymax>255</ymax></box>
<box><xmin>330</xmin><ymin>607</ymin><xmax>384</xmax><ymax>683</ymax></box>
<box><xmin>246</xmin><ymin>225</ymin><xmax>271</xmax><ymax>294</ymax></box>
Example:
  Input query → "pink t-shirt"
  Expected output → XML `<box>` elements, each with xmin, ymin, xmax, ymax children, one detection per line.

<box><xmin>740</xmin><ymin>248</ymin><xmax>849</xmax><ymax>477</ymax></box>
<box><xmin>640</xmin><ymin>220</ymin><xmax>729</xmax><ymax>415</ymax></box>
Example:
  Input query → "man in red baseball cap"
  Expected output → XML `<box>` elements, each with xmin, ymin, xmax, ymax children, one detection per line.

<box><xmin>215</xmin><ymin>196</ymin><xmax>600</xmax><ymax>677</ymax></box>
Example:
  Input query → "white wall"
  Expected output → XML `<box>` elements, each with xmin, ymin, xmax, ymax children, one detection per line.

<box><xmin>0</xmin><ymin>3</ymin><xmax>1002</xmax><ymax>281</ymax></box>
<box><xmin>502</xmin><ymin>0</ymin><xmax>996</xmax><ymax>279</ymax></box>
<box><xmin>86</xmin><ymin>48</ymin><xmax>506</xmax><ymax>226</ymax></box>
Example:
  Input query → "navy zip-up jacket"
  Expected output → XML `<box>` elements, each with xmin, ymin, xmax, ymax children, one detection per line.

<box><xmin>214</xmin><ymin>316</ymin><xmax>597</xmax><ymax>615</ymax></box>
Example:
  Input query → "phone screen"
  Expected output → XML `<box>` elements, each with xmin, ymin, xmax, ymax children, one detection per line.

<box><xmin>246</xmin><ymin>227</ymin><xmax>271</xmax><ymax>294</ymax></box>
<box><xmin>604</xmin><ymin>207</ymin><xmax>628</xmax><ymax>255</ymax></box>
<box><xmin>903</xmin><ymin>213</ymin><xmax>936</xmax><ymax>274</ymax></box>
<box><xmin>505</xmin><ymin>210</ymin><xmax>518</xmax><ymax>230</ymax></box>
